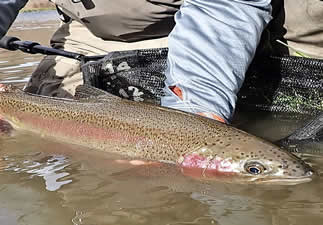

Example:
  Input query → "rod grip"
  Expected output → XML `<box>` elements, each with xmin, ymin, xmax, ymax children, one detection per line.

<box><xmin>0</xmin><ymin>36</ymin><xmax>20</xmax><ymax>50</ymax></box>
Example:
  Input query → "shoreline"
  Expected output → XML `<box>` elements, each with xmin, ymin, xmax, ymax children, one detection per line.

<box><xmin>21</xmin><ymin>7</ymin><xmax>56</xmax><ymax>12</ymax></box>
<box><xmin>22</xmin><ymin>0</ymin><xmax>55</xmax><ymax>12</ymax></box>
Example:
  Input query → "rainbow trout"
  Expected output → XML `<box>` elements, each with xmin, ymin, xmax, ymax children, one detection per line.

<box><xmin>0</xmin><ymin>84</ymin><xmax>314</xmax><ymax>184</ymax></box>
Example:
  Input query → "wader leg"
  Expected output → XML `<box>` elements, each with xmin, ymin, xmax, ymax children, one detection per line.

<box><xmin>161</xmin><ymin>0</ymin><xmax>272</xmax><ymax>123</ymax></box>
<box><xmin>24</xmin><ymin>20</ymin><xmax>168</xmax><ymax>97</ymax></box>
<box><xmin>284</xmin><ymin>0</ymin><xmax>323</xmax><ymax>58</ymax></box>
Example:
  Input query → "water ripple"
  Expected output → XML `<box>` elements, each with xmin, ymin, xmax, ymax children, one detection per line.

<box><xmin>0</xmin><ymin>61</ymin><xmax>39</xmax><ymax>71</ymax></box>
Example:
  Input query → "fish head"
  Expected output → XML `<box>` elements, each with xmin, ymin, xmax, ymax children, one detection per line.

<box><xmin>179</xmin><ymin>131</ymin><xmax>314</xmax><ymax>185</ymax></box>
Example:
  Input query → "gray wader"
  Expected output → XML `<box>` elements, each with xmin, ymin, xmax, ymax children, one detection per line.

<box><xmin>24</xmin><ymin>0</ymin><xmax>179</xmax><ymax>98</ymax></box>
<box><xmin>284</xmin><ymin>0</ymin><xmax>323</xmax><ymax>58</ymax></box>
<box><xmin>24</xmin><ymin>20</ymin><xmax>169</xmax><ymax>98</ymax></box>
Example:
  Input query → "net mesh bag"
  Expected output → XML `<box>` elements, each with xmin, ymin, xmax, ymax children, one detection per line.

<box><xmin>81</xmin><ymin>48</ymin><xmax>323</xmax><ymax>115</ymax></box>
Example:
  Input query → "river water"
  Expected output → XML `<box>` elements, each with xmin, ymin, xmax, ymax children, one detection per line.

<box><xmin>0</xmin><ymin>10</ymin><xmax>323</xmax><ymax>225</ymax></box>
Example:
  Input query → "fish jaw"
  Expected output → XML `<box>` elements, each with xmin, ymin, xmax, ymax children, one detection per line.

<box><xmin>248</xmin><ymin>176</ymin><xmax>313</xmax><ymax>185</ymax></box>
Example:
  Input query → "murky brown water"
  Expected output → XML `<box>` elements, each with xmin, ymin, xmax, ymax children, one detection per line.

<box><xmin>0</xmin><ymin>10</ymin><xmax>59</xmax><ymax>87</ymax></box>
<box><xmin>0</xmin><ymin>10</ymin><xmax>323</xmax><ymax>225</ymax></box>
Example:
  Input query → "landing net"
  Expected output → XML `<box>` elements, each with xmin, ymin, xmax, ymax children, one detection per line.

<box><xmin>81</xmin><ymin>48</ymin><xmax>323</xmax><ymax>115</ymax></box>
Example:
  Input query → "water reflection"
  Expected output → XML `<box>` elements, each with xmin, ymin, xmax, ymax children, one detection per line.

<box><xmin>4</xmin><ymin>154</ymin><xmax>72</xmax><ymax>191</ymax></box>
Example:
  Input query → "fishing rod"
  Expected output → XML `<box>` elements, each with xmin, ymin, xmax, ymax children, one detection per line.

<box><xmin>0</xmin><ymin>36</ymin><xmax>105</xmax><ymax>63</ymax></box>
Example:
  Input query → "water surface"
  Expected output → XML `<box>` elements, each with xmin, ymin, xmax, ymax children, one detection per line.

<box><xmin>0</xmin><ymin>10</ymin><xmax>59</xmax><ymax>86</ymax></box>
<box><xmin>0</xmin><ymin>10</ymin><xmax>323</xmax><ymax>225</ymax></box>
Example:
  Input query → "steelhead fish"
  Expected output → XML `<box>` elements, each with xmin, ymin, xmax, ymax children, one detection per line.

<box><xmin>0</xmin><ymin>84</ymin><xmax>314</xmax><ymax>184</ymax></box>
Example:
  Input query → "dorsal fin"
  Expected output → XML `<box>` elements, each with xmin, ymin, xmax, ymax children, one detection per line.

<box><xmin>74</xmin><ymin>85</ymin><xmax>120</xmax><ymax>100</ymax></box>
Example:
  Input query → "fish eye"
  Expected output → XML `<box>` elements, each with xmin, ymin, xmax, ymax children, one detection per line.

<box><xmin>245</xmin><ymin>162</ymin><xmax>265</xmax><ymax>175</ymax></box>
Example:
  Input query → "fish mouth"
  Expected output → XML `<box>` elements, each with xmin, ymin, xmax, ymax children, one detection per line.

<box><xmin>250</xmin><ymin>169</ymin><xmax>314</xmax><ymax>185</ymax></box>
<box><xmin>251</xmin><ymin>176</ymin><xmax>313</xmax><ymax>185</ymax></box>
<box><xmin>180</xmin><ymin>167</ymin><xmax>313</xmax><ymax>185</ymax></box>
